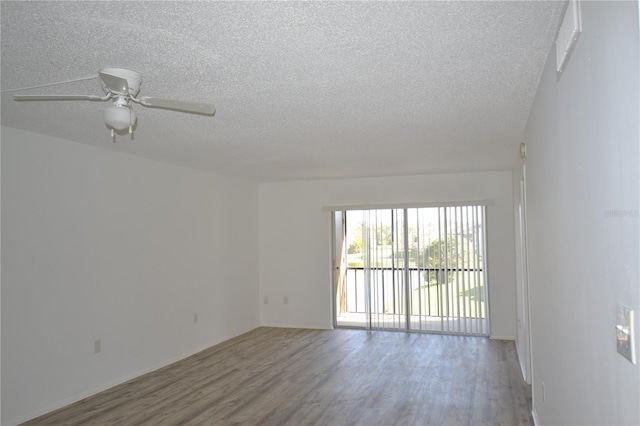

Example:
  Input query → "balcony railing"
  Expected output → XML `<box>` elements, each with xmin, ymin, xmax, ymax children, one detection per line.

<box><xmin>338</xmin><ymin>266</ymin><xmax>485</xmax><ymax>319</ymax></box>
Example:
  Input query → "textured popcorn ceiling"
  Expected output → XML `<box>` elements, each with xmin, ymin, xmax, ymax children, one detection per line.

<box><xmin>0</xmin><ymin>1</ymin><xmax>564</xmax><ymax>182</ymax></box>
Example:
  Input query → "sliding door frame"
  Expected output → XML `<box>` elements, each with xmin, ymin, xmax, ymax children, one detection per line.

<box><xmin>331</xmin><ymin>203</ymin><xmax>491</xmax><ymax>336</ymax></box>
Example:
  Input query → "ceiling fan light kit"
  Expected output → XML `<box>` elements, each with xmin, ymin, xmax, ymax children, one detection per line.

<box><xmin>13</xmin><ymin>67</ymin><xmax>215</xmax><ymax>140</ymax></box>
<box><xmin>104</xmin><ymin>103</ymin><xmax>136</xmax><ymax>132</ymax></box>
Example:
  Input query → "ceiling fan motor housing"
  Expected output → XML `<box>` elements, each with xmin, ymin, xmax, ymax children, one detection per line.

<box><xmin>100</xmin><ymin>67</ymin><xmax>142</xmax><ymax>97</ymax></box>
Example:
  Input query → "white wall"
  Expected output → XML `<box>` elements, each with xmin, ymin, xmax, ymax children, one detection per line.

<box><xmin>258</xmin><ymin>171</ymin><xmax>516</xmax><ymax>339</ymax></box>
<box><xmin>1</xmin><ymin>127</ymin><xmax>259</xmax><ymax>425</ymax></box>
<box><xmin>522</xmin><ymin>1</ymin><xmax>640</xmax><ymax>424</ymax></box>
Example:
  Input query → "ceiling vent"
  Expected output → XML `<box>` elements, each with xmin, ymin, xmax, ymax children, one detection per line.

<box><xmin>555</xmin><ymin>0</ymin><xmax>582</xmax><ymax>74</ymax></box>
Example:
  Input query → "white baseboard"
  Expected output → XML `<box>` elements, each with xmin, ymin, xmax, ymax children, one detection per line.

<box><xmin>259</xmin><ymin>322</ymin><xmax>332</xmax><ymax>330</ymax></box>
<box><xmin>515</xmin><ymin>344</ymin><xmax>531</xmax><ymax>384</ymax></box>
<box><xmin>532</xmin><ymin>408</ymin><xmax>540</xmax><ymax>426</ymax></box>
<box><xmin>489</xmin><ymin>335</ymin><xmax>516</xmax><ymax>340</ymax></box>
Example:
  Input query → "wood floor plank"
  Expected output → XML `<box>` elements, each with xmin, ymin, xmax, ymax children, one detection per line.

<box><xmin>22</xmin><ymin>327</ymin><xmax>532</xmax><ymax>426</ymax></box>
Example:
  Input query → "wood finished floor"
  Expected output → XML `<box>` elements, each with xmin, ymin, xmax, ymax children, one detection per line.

<box><xmin>23</xmin><ymin>327</ymin><xmax>532</xmax><ymax>426</ymax></box>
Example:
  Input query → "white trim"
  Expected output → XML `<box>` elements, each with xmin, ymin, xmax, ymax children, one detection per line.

<box><xmin>516</xmin><ymin>343</ymin><xmax>529</xmax><ymax>382</ymax></box>
<box><xmin>532</xmin><ymin>408</ymin><xmax>540</xmax><ymax>426</ymax></box>
<box><xmin>330</xmin><ymin>212</ymin><xmax>339</xmax><ymax>329</ymax></box>
<box><xmin>489</xmin><ymin>335</ymin><xmax>516</xmax><ymax>341</ymax></box>
<box><xmin>259</xmin><ymin>323</ymin><xmax>332</xmax><ymax>330</ymax></box>
<box><xmin>321</xmin><ymin>199</ymin><xmax>495</xmax><ymax>212</ymax></box>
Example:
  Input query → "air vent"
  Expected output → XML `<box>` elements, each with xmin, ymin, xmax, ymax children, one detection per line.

<box><xmin>555</xmin><ymin>0</ymin><xmax>582</xmax><ymax>74</ymax></box>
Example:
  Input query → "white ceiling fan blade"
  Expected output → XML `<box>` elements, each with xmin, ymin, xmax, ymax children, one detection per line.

<box><xmin>99</xmin><ymin>71</ymin><xmax>130</xmax><ymax>95</ymax></box>
<box><xmin>1</xmin><ymin>75</ymin><xmax>98</xmax><ymax>94</ymax></box>
<box><xmin>14</xmin><ymin>94</ymin><xmax>108</xmax><ymax>101</ymax></box>
<box><xmin>139</xmin><ymin>96</ymin><xmax>216</xmax><ymax>116</ymax></box>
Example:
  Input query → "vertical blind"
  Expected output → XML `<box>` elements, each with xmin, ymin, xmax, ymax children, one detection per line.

<box><xmin>335</xmin><ymin>205</ymin><xmax>489</xmax><ymax>336</ymax></box>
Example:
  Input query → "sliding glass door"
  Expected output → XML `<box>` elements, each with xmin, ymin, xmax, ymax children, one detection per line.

<box><xmin>334</xmin><ymin>206</ymin><xmax>489</xmax><ymax>336</ymax></box>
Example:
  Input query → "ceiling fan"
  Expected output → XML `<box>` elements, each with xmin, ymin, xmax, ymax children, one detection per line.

<box><xmin>13</xmin><ymin>68</ymin><xmax>216</xmax><ymax>138</ymax></box>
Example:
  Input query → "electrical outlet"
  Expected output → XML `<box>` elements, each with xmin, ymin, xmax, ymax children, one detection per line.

<box><xmin>263</xmin><ymin>296</ymin><xmax>268</xmax><ymax>304</ymax></box>
<box><xmin>284</xmin><ymin>296</ymin><xmax>289</xmax><ymax>305</ymax></box>
<box><xmin>193</xmin><ymin>313</ymin><xmax>198</xmax><ymax>324</ymax></box>
<box><xmin>94</xmin><ymin>339</ymin><xmax>101</xmax><ymax>354</ymax></box>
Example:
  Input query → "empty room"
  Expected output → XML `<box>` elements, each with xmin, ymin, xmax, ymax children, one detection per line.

<box><xmin>1</xmin><ymin>1</ymin><xmax>638</xmax><ymax>425</ymax></box>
